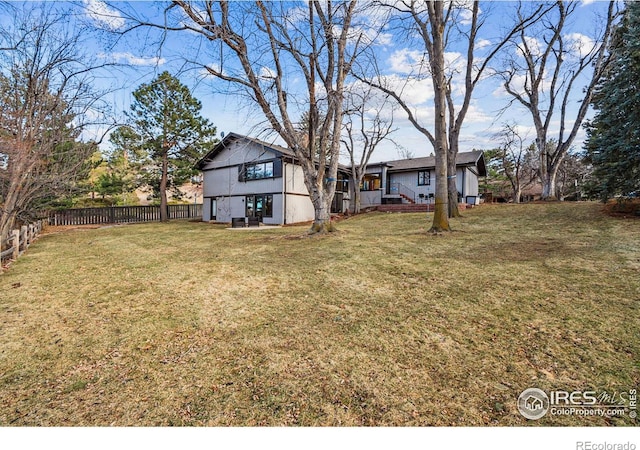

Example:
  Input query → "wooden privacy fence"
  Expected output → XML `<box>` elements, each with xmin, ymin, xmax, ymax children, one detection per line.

<box><xmin>1</xmin><ymin>220</ymin><xmax>44</xmax><ymax>265</ymax></box>
<box><xmin>48</xmin><ymin>204</ymin><xmax>203</xmax><ymax>226</ymax></box>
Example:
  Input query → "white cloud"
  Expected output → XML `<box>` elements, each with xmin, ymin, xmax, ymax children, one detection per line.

<box><xmin>259</xmin><ymin>67</ymin><xmax>277</xmax><ymax>79</ymax></box>
<box><xmin>100</xmin><ymin>52</ymin><xmax>166</xmax><ymax>66</ymax></box>
<box><xmin>381</xmin><ymin>74</ymin><xmax>434</xmax><ymax>106</ymax></box>
<box><xmin>580</xmin><ymin>0</ymin><xmax>596</xmax><ymax>5</ymax></box>
<box><xmin>83</xmin><ymin>0</ymin><xmax>125</xmax><ymax>30</ymax></box>
<box><xmin>451</xmin><ymin>0</ymin><xmax>482</xmax><ymax>26</ymax></box>
<box><xmin>517</xmin><ymin>36</ymin><xmax>543</xmax><ymax>58</ymax></box>
<box><xmin>476</xmin><ymin>39</ymin><xmax>492</xmax><ymax>50</ymax></box>
<box><xmin>461</xmin><ymin>103</ymin><xmax>492</xmax><ymax>124</ymax></box>
<box><xmin>459</xmin><ymin>8</ymin><xmax>474</xmax><ymax>26</ymax></box>
<box><xmin>357</xmin><ymin>29</ymin><xmax>392</xmax><ymax>46</ymax></box>
<box><xmin>564</xmin><ymin>32</ymin><xmax>596</xmax><ymax>59</ymax></box>
<box><xmin>388</xmin><ymin>48</ymin><xmax>428</xmax><ymax>74</ymax></box>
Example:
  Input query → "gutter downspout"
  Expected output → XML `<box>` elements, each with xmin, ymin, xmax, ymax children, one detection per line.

<box><xmin>282</xmin><ymin>158</ymin><xmax>287</xmax><ymax>225</ymax></box>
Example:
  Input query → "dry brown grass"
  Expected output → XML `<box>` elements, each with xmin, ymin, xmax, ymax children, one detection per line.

<box><xmin>0</xmin><ymin>202</ymin><xmax>638</xmax><ymax>426</ymax></box>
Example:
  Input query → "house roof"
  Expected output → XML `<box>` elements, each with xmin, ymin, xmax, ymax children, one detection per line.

<box><xmin>195</xmin><ymin>132</ymin><xmax>351</xmax><ymax>172</ymax></box>
<box><xmin>196</xmin><ymin>132</ymin><xmax>486</xmax><ymax>176</ymax></box>
<box><xmin>195</xmin><ymin>132</ymin><xmax>296</xmax><ymax>170</ymax></box>
<box><xmin>369</xmin><ymin>150</ymin><xmax>487</xmax><ymax>176</ymax></box>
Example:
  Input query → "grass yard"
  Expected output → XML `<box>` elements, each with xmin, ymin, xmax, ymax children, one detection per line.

<box><xmin>0</xmin><ymin>202</ymin><xmax>638</xmax><ymax>426</ymax></box>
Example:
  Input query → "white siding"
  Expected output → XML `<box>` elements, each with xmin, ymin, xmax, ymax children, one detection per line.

<box><xmin>285</xmin><ymin>194</ymin><xmax>315</xmax><ymax>224</ymax></box>
<box><xmin>203</xmin><ymin>200</ymin><xmax>211</xmax><ymax>222</ymax></box>
<box><xmin>456</xmin><ymin>167</ymin><xmax>464</xmax><ymax>196</ymax></box>
<box><xmin>389</xmin><ymin>171</ymin><xmax>435</xmax><ymax>200</ymax></box>
<box><xmin>209</xmin><ymin>196</ymin><xmax>234</xmax><ymax>223</ymax></box>
<box><xmin>201</xmin><ymin>140</ymin><xmax>319</xmax><ymax>224</ymax></box>
<box><xmin>284</xmin><ymin>162</ymin><xmax>309</xmax><ymax>195</ymax></box>
<box><xmin>465</xmin><ymin>168</ymin><xmax>479</xmax><ymax>197</ymax></box>
<box><xmin>200</xmin><ymin>139</ymin><xmax>275</xmax><ymax>169</ymax></box>
<box><xmin>360</xmin><ymin>190</ymin><xmax>382</xmax><ymax>207</ymax></box>
<box><xmin>201</xmin><ymin>139</ymin><xmax>285</xmax><ymax>223</ymax></box>
<box><xmin>203</xmin><ymin>166</ymin><xmax>282</xmax><ymax>198</ymax></box>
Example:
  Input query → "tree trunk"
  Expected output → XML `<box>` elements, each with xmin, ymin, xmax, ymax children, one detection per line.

<box><xmin>353</xmin><ymin>184</ymin><xmax>362</xmax><ymax>214</ymax></box>
<box><xmin>428</xmin><ymin>2</ymin><xmax>451</xmax><ymax>233</ymax></box>
<box><xmin>541</xmin><ymin>165</ymin><xmax>559</xmax><ymax>201</ymax></box>
<box><xmin>447</xmin><ymin>147</ymin><xmax>461</xmax><ymax>218</ymax></box>
<box><xmin>0</xmin><ymin>169</ymin><xmax>26</xmax><ymax>241</ymax></box>
<box><xmin>0</xmin><ymin>211</ymin><xmax>17</xmax><ymax>244</ymax></box>
<box><xmin>540</xmin><ymin>149</ymin><xmax>560</xmax><ymax>201</ymax></box>
<box><xmin>309</xmin><ymin>190</ymin><xmax>335</xmax><ymax>233</ymax></box>
<box><xmin>159</xmin><ymin>151</ymin><xmax>169</xmax><ymax>221</ymax></box>
<box><xmin>431</xmin><ymin>149</ymin><xmax>450</xmax><ymax>232</ymax></box>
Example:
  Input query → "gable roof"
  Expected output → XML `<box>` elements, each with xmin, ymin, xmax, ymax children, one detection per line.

<box><xmin>369</xmin><ymin>150</ymin><xmax>486</xmax><ymax>176</ymax></box>
<box><xmin>196</xmin><ymin>132</ymin><xmax>486</xmax><ymax>176</ymax></box>
<box><xmin>195</xmin><ymin>132</ymin><xmax>295</xmax><ymax>170</ymax></box>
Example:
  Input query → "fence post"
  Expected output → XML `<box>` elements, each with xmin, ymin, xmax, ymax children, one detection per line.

<box><xmin>20</xmin><ymin>226</ymin><xmax>27</xmax><ymax>252</ymax></box>
<box><xmin>12</xmin><ymin>230</ymin><xmax>19</xmax><ymax>260</ymax></box>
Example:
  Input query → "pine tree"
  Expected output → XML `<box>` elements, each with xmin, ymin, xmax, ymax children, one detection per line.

<box><xmin>112</xmin><ymin>72</ymin><xmax>217</xmax><ymax>220</ymax></box>
<box><xmin>584</xmin><ymin>2</ymin><xmax>640</xmax><ymax>200</ymax></box>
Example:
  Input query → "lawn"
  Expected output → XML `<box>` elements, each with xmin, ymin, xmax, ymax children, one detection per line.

<box><xmin>0</xmin><ymin>202</ymin><xmax>638</xmax><ymax>426</ymax></box>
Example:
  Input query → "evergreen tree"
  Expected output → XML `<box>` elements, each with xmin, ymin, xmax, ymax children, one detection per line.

<box><xmin>584</xmin><ymin>2</ymin><xmax>640</xmax><ymax>200</ymax></box>
<box><xmin>112</xmin><ymin>72</ymin><xmax>217</xmax><ymax>220</ymax></box>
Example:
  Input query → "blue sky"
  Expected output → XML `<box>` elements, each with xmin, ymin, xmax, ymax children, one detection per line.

<box><xmin>3</xmin><ymin>1</ymin><xmax>617</xmax><ymax>163</ymax></box>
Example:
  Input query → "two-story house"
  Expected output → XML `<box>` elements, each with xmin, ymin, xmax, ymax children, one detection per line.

<box><xmin>195</xmin><ymin>132</ymin><xmax>349</xmax><ymax>225</ymax></box>
<box><xmin>196</xmin><ymin>133</ymin><xmax>486</xmax><ymax>225</ymax></box>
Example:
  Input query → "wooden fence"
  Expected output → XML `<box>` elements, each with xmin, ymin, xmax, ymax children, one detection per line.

<box><xmin>48</xmin><ymin>204</ymin><xmax>202</xmax><ymax>226</ymax></box>
<box><xmin>0</xmin><ymin>220</ymin><xmax>44</xmax><ymax>265</ymax></box>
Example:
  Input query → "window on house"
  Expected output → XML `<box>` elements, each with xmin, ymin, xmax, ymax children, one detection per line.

<box><xmin>418</xmin><ymin>170</ymin><xmax>430</xmax><ymax>186</ymax></box>
<box><xmin>336</xmin><ymin>174</ymin><xmax>349</xmax><ymax>192</ymax></box>
<box><xmin>245</xmin><ymin>161</ymin><xmax>274</xmax><ymax>180</ymax></box>
<box><xmin>360</xmin><ymin>173</ymin><xmax>381</xmax><ymax>191</ymax></box>
<box><xmin>245</xmin><ymin>194</ymin><xmax>273</xmax><ymax>218</ymax></box>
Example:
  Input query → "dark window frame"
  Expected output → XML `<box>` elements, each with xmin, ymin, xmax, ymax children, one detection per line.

<box><xmin>245</xmin><ymin>194</ymin><xmax>273</xmax><ymax>219</ymax></box>
<box><xmin>238</xmin><ymin>159</ymin><xmax>282</xmax><ymax>182</ymax></box>
<box><xmin>245</xmin><ymin>161</ymin><xmax>274</xmax><ymax>180</ymax></box>
<box><xmin>418</xmin><ymin>170</ymin><xmax>430</xmax><ymax>186</ymax></box>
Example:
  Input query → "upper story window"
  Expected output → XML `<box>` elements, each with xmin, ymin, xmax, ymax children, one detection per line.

<box><xmin>418</xmin><ymin>170</ymin><xmax>430</xmax><ymax>186</ymax></box>
<box><xmin>246</xmin><ymin>161</ymin><xmax>274</xmax><ymax>179</ymax></box>
<box><xmin>238</xmin><ymin>159</ymin><xmax>281</xmax><ymax>181</ymax></box>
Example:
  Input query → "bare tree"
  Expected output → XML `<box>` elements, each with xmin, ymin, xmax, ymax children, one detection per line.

<box><xmin>0</xmin><ymin>5</ymin><xmax>111</xmax><ymax>239</ymax></box>
<box><xmin>342</xmin><ymin>84</ymin><xmax>396</xmax><ymax>214</ymax></box>
<box><xmin>494</xmin><ymin>123</ymin><xmax>538</xmax><ymax>203</ymax></box>
<box><xmin>355</xmin><ymin>1</ymin><xmax>547</xmax><ymax>230</ymax></box>
<box><xmin>124</xmin><ymin>1</ymin><xmax>364</xmax><ymax>233</ymax></box>
<box><xmin>353</xmin><ymin>1</ymin><xmax>450</xmax><ymax>231</ymax></box>
<box><xmin>500</xmin><ymin>1</ymin><xmax>618</xmax><ymax>200</ymax></box>
<box><xmin>396</xmin><ymin>145</ymin><xmax>415</xmax><ymax>160</ymax></box>
<box><xmin>555</xmin><ymin>151</ymin><xmax>588</xmax><ymax>201</ymax></box>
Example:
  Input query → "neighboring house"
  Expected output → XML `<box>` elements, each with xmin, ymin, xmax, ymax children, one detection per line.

<box><xmin>195</xmin><ymin>133</ymin><xmax>349</xmax><ymax>225</ymax></box>
<box><xmin>196</xmin><ymin>133</ymin><xmax>486</xmax><ymax>224</ymax></box>
<box><xmin>356</xmin><ymin>151</ymin><xmax>487</xmax><ymax>209</ymax></box>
